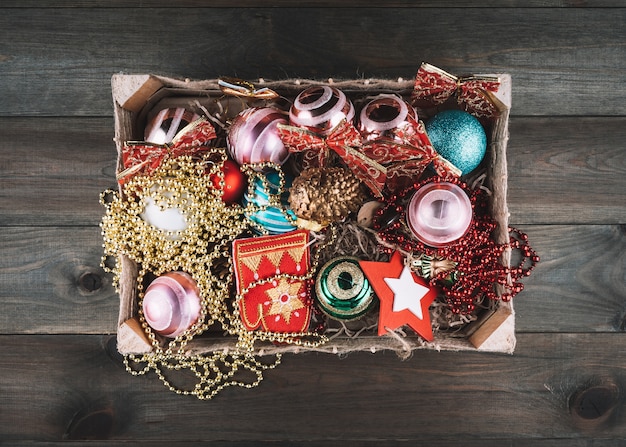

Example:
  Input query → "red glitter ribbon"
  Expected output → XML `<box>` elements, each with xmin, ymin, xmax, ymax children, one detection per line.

<box><xmin>411</xmin><ymin>62</ymin><xmax>503</xmax><ymax>120</ymax></box>
<box><xmin>361</xmin><ymin>113</ymin><xmax>461</xmax><ymax>193</ymax></box>
<box><xmin>117</xmin><ymin>117</ymin><xmax>217</xmax><ymax>185</ymax></box>
<box><xmin>277</xmin><ymin>119</ymin><xmax>388</xmax><ymax>198</ymax></box>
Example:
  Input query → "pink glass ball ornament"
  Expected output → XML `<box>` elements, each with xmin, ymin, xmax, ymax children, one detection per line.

<box><xmin>142</xmin><ymin>271</ymin><xmax>202</xmax><ymax>338</ymax></box>
<box><xmin>227</xmin><ymin>107</ymin><xmax>290</xmax><ymax>167</ymax></box>
<box><xmin>144</xmin><ymin>107</ymin><xmax>201</xmax><ymax>144</ymax></box>
<box><xmin>406</xmin><ymin>181</ymin><xmax>473</xmax><ymax>248</ymax></box>
<box><xmin>357</xmin><ymin>94</ymin><xmax>419</xmax><ymax>141</ymax></box>
<box><xmin>289</xmin><ymin>86</ymin><xmax>355</xmax><ymax>135</ymax></box>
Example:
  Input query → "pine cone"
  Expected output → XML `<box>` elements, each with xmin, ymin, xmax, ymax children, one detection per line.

<box><xmin>289</xmin><ymin>167</ymin><xmax>366</xmax><ymax>226</ymax></box>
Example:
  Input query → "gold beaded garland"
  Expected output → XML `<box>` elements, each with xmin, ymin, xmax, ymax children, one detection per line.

<box><xmin>100</xmin><ymin>152</ymin><xmax>329</xmax><ymax>399</ymax></box>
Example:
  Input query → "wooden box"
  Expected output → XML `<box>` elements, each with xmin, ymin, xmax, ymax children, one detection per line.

<box><xmin>110</xmin><ymin>70</ymin><xmax>514</xmax><ymax>358</ymax></box>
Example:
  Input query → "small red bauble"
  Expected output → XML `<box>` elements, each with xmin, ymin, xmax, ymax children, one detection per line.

<box><xmin>210</xmin><ymin>159</ymin><xmax>247</xmax><ymax>204</ymax></box>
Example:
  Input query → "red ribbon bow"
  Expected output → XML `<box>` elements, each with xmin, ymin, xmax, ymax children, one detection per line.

<box><xmin>277</xmin><ymin>119</ymin><xmax>388</xmax><ymax>198</ymax></box>
<box><xmin>118</xmin><ymin>118</ymin><xmax>217</xmax><ymax>185</ymax></box>
<box><xmin>360</xmin><ymin>113</ymin><xmax>461</xmax><ymax>193</ymax></box>
<box><xmin>411</xmin><ymin>62</ymin><xmax>503</xmax><ymax>120</ymax></box>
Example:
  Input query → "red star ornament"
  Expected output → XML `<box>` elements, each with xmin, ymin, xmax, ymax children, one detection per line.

<box><xmin>359</xmin><ymin>251</ymin><xmax>438</xmax><ymax>341</ymax></box>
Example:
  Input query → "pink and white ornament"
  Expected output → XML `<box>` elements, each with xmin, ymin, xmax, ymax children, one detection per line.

<box><xmin>227</xmin><ymin>107</ymin><xmax>290</xmax><ymax>167</ymax></box>
<box><xmin>406</xmin><ymin>181</ymin><xmax>473</xmax><ymax>248</ymax></box>
<box><xmin>289</xmin><ymin>86</ymin><xmax>355</xmax><ymax>135</ymax></box>
<box><xmin>142</xmin><ymin>271</ymin><xmax>202</xmax><ymax>338</ymax></box>
<box><xmin>357</xmin><ymin>94</ymin><xmax>419</xmax><ymax>142</ymax></box>
<box><xmin>144</xmin><ymin>108</ymin><xmax>201</xmax><ymax>144</ymax></box>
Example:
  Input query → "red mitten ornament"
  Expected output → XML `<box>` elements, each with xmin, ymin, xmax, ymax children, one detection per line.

<box><xmin>232</xmin><ymin>230</ymin><xmax>312</xmax><ymax>333</ymax></box>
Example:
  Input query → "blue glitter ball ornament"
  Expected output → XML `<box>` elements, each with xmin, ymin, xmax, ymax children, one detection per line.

<box><xmin>425</xmin><ymin>110</ymin><xmax>487</xmax><ymax>176</ymax></box>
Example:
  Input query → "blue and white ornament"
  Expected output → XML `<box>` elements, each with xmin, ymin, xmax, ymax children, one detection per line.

<box><xmin>243</xmin><ymin>170</ymin><xmax>297</xmax><ymax>234</ymax></box>
<box><xmin>425</xmin><ymin>110</ymin><xmax>487</xmax><ymax>176</ymax></box>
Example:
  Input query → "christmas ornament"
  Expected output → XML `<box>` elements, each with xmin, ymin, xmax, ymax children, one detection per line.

<box><xmin>140</xmin><ymin>184</ymin><xmax>193</xmax><ymax>239</ymax></box>
<box><xmin>209</xmin><ymin>159</ymin><xmax>247</xmax><ymax>205</ymax></box>
<box><xmin>411</xmin><ymin>62</ymin><xmax>504</xmax><ymax>121</ymax></box>
<box><xmin>288</xmin><ymin>167</ymin><xmax>365</xmax><ymax>228</ymax></box>
<box><xmin>357</xmin><ymin>94</ymin><xmax>419</xmax><ymax>142</ymax></box>
<box><xmin>315</xmin><ymin>257</ymin><xmax>374</xmax><ymax>321</ymax></box>
<box><xmin>118</xmin><ymin>117</ymin><xmax>217</xmax><ymax>185</ymax></box>
<box><xmin>243</xmin><ymin>170</ymin><xmax>297</xmax><ymax>234</ymax></box>
<box><xmin>425</xmin><ymin>109</ymin><xmax>487</xmax><ymax>175</ymax></box>
<box><xmin>359</xmin><ymin>251</ymin><xmax>438</xmax><ymax>341</ymax></box>
<box><xmin>218</xmin><ymin>77</ymin><xmax>279</xmax><ymax>100</ymax></box>
<box><xmin>227</xmin><ymin>107</ymin><xmax>290</xmax><ymax>167</ymax></box>
<box><xmin>102</xmin><ymin>156</ymin><xmax>326</xmax><ymax>399</ymax></box>
<box><xmin>278</xmin><ymin>119</ymin><xmax>387</xmax><ymax>198</ymax></box>
<box><xmin>374</xmin><ymin>176</ymin><xmax>540</xmax><ymax>314</ymax></box>
<box><xmin>144</xmin><ymin>107</ymin><xmax>201</xmax><ymax>144</ymax></box>
<box><xmin>357</xmin><ymin>112</ymin><xmax>461</xmax><ymax>194</ymax></box>
<box><xmin>141</xmin><ymin>271</ymin><xmax>201</xmax><ymax>338</ymax></box>
<box><xmin>406</xmin><ymin>180</ymin><xmax>473</xmax><ymax>247</ymax></box>
<box><xmin>289</xmin><ymin>85</ymin><xmax>355</xmax><ymax>135</ymax></box>
<box><xmin>232</xmin><ymin>230</ymin><xmax>312</xmax><ymax>333</ymax></box>
<box><xmin>408</xmin><ymin>253</ymin><xmax>458</xmax><ymax>281</ymax></box>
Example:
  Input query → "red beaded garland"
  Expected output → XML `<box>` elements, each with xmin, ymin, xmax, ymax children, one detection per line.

<box><xmin>373</xmin><ymin>176</ymin><xmax>539</xmax><ymax>314</ymax></box>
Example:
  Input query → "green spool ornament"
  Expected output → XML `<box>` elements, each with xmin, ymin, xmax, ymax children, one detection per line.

<box><xmin>315</xmin><ymin>257</ymin><xmax>375</xmax><ymax>321</ymax></box>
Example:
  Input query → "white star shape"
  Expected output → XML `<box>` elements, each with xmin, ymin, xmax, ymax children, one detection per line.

<box><xmin>384</xmin><ymin>266</ymin><xmax>430</xmax><ymax>320</ymax></box>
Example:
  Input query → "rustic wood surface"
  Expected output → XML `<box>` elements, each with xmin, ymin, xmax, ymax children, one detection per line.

<box><xmin>0</xmin><ymin>3</ymin><xmax>624</xmax><ymax>445</ymax></box>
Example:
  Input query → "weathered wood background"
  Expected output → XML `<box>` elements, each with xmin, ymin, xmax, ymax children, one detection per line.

<box><xmin>1</xmin><ymin>2</ymin><xmax>625</xmax><ymax>445</ymax></box>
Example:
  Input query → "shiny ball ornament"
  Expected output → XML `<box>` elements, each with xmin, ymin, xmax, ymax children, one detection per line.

<box><xmin>142</xmin><ymin>271</ymin><xmax>202</xmax><ymax>338</ymax></box>
<box><xmin>289</xmin><ymin>86</ymin><xmax>355</xmax><ymax>135</ymax></box>
<box><xmin>144</xmin><ymin>107</ymin><xmax>200</xmax><ymax>144</ymax></box>
<box><xmin>315</xmin><ymin>257</ymin><xmax>375</xmax><ymax>321</ymax></box>
<box><xmin>243</xmin><ymin>171</ymin><xmax>297</xmax><ymax>234</ymax></box>
<box><xmin>406</xmin><ymin>181</ymin><xmax>473</xmax><ymax>247</ymax></box>
<box><xmin>357</xmin><ymin>94</ymin><xmax>419</xmax><ymax>141</ymax></box>
<box><xmin>209</xmin><ymin>159</ymin><xmax>247</xmax><ymax>205</ymax></box>
<box><xmin>140</xmin><ymin>184</ymin><xmax>192</xmax><ymax>240</ymax></box>
<box><xmin>227</xmin><ymin>107</ymin><xmax>290</xmax><ymax>167</ymax></box>
<box><xmin>425</xmin><ymin>110</ymin><xmax>487</xmax><ymax>175</ymax></box>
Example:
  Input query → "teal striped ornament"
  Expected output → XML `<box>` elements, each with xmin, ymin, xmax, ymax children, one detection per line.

<box><xmin>243</xmin><ymin>171</ymin><xmax>297</xmax><ymax>234</ymax></box>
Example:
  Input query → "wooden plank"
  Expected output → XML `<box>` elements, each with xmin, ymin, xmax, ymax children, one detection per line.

<box><xmin>0</xmin><ymin>177</ymin><xmax>115</xmax><ymax>226</ymax></box>
<box><xmin>3</xmin><ymin>1</ymin><xmax>626</xmax><ymax>7</ymax></box>
<box><xmin>2</xmin><ymin>442</ymin><xmax>623</xmax><ymax>447</ymax></box>
<box><xmin>0</xmin><ymin>224</ymin><xmax>623</xmax><ymax>335</ymax></box>
<box><xmin>1</xmin><ymin>333</ymin><xmax>626</xmax><ymax>442</ymax></box>
<box><xmin>507</xmin><ymin>117</ymin><xmax>626</xmax><ymax>225</ymax></box>
<box><xmin>0</xmin><ymin>8</ymin><xmax>624</xmax><ymax>116</ymax></box>
<box><xmin>0</xmin><ymin>227</ymin><xmax>119</xmax><ymax>335</ymax></box>
<box><xmin>0</xmin><ymin>117</ymin><xmax>117</xmax><ymax>227</ymax></box>
<box><xmin>0</xmin><ymin>114</ymin><xmax>624</xmax><ymax>227</ymax></box>
<box><xmin>513</xmin><ymin>224</ymin><xmax>626</xmax><ymax>333</ymax></box>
